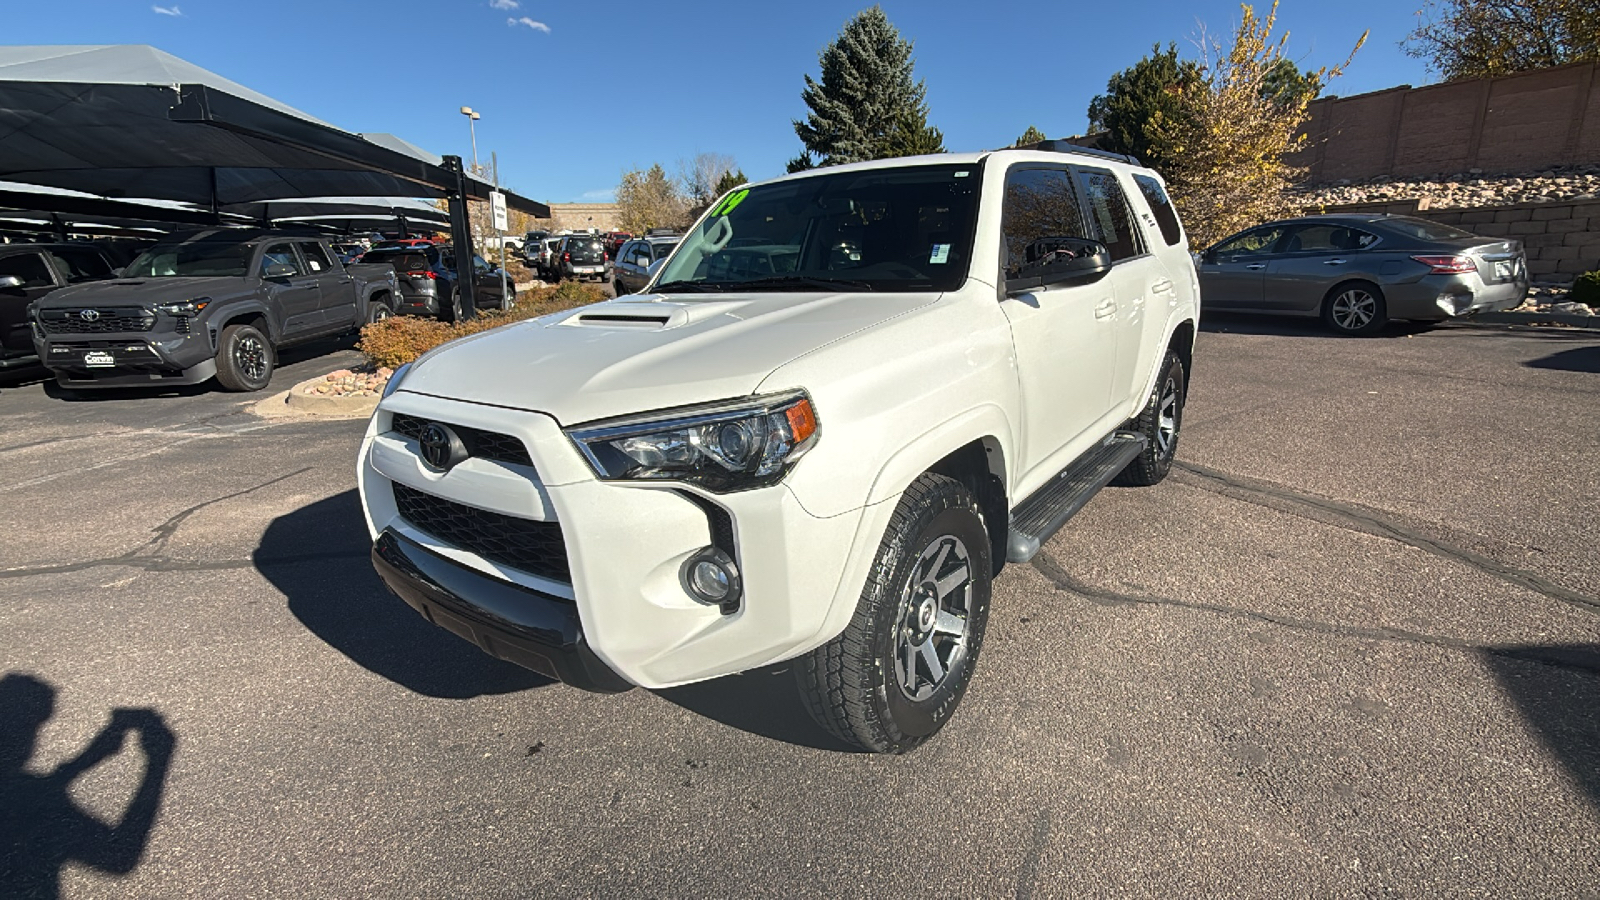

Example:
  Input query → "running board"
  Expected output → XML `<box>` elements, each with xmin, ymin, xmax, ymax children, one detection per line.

<box><xmin>1006</xmin><ymin>431</ymin><xmax>1146</xmax><ymax>563</ymax></box>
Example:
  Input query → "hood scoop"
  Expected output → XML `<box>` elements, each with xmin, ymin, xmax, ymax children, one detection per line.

<box><xmin>574</xmin><ymin>312</ymin><xmax>673</xmax><ymax>327</ymax></box>
<box><xmin>559</xmin><ymin>301</ymin><xmax>705</xmax><ymax>331</ymax></box>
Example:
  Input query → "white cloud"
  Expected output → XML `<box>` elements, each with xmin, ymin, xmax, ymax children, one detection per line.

<box><xmin>508</xmin><ymin>16</ymin><xmax>550</xmax><ymax>33</ymax></box>
<box><xmin>488</xmin><ymin>0</ymin><xmax>519</xmax><ymax>9</ymax></box>
<box><xmin>152</xmin><ymin>4</ymin><xmax>182</xmax><ymax>15</ymax></box>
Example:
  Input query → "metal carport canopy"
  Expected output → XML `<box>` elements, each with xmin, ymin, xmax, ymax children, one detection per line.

<box><xmin>0</xmin><ymin>45</ymin><xmax>548</xmax><ymax>217</ymax></box>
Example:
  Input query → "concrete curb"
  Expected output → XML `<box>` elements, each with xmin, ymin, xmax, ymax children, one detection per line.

<box><xmin>1471</xmin><ymin>310</ymin><xmax>1600</xmax><ymax>330</ymax></box>
<box><xmin>252</xmin><ymin>376</ymin><xmax>379</xmax><ymax>419</ymax></box>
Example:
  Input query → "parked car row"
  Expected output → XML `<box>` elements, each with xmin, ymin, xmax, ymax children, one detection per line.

<box><xmin>359</xmin><ymin>244</ymin><xmax>515</xmax><ymax>320</ymax></box>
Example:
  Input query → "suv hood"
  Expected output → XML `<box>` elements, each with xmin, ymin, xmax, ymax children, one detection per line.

<box><xmin>37</xmin><ymin>277</ymin><xmax>248</xmax><ymax>308</ymax></box>
<box><xmin>397</xmin><ymin>291</ymin><xmax>937</xmax><ymax>424</ymax></box>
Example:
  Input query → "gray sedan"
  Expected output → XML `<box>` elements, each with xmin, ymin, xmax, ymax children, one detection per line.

<box><xmin>1197</xmin><ymin>214</ymin><xmax>1529</xmax><ymax>335</ymax></box>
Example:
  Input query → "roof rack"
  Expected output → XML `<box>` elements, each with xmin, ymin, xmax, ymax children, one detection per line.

<box><xmin>1018</xmin><ymin>140</ymin><xmax>1141</xmax><ymax>166</ymax></box>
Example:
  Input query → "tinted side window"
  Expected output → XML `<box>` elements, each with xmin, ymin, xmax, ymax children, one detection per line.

<box><xmin>1075</xmin><ymin>168</ymin><xmax>1142</xmax><ymax>262</ymax></box>
<box><xmin>261</xmin><ymin>244</ymin><xmax>303</xmax><ymax>276</ymax></box>
<box><xmin>1000</xmin><ymin>167</ymin><xmax>1090</xmax><ymax>281</ymax></box>
<box><xmin>48</xmin><ymin>249</ymin><xmax>114</xmax><ymax>283</ymax></box>
<box><xmin>1132</xmin><ymin>174</ymin><xmax>1183</xmax><ymax>247</ymax></box>
<box><xmin>0</xmin><ymin>252</ymin><xmax>57</xmax><ymax>288</ymax></box>
<box><xmin>1213</xmin><ymin>226</ymin><xmax>1286</xmax><ymax>258</ymax></box>
<box><xmin>1283</xmin><ymin>225</ymin><xmax>1379</xmax><ymax>253</ymax></box>
<box><xmin>298</xmin><ymin>241</ymin><xmax>334</xmax><ymax>273</ymax></box>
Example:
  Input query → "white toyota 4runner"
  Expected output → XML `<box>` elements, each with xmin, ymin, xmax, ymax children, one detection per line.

<box><xmin>359</xmin><ymin>144</ymin><xmax>1199</xmax><ymax>753</ymax></box>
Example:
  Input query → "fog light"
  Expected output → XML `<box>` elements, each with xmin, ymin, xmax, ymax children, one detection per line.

<box><xmin>682</xmin><ymin>549</ymin><xmax>741</xmax><ymax>612</ymax></box>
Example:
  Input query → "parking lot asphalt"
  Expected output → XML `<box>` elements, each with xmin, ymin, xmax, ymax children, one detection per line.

<box><xmin>2</xmin><ymin>318</ymin><xmax>1597</xmax><ymax>898</ymax></box>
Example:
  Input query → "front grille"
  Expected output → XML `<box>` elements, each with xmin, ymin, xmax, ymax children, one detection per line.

<box><xmin>39</xmin><ymin>308</ymin><xmax>155</xmax><ymax>334</ymax></box>
<box><xmin>389</xmin><ymin>413</ymin><xmax>534</xmax><ymax>467</ymax></box>
<box><xmin>392</xmin><ymin>482</ymin><xmax>570</xmax><ymax>584</ymax></box>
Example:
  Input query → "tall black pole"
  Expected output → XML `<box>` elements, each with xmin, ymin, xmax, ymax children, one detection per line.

<box><xmin>443</xmin><ymin>154</ymin><xmax>477</xmax><ymax>321</ymax></box>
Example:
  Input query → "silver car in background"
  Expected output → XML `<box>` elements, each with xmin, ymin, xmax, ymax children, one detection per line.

<box><xmin>1198</xmin><ymin>214</ymin><xmax>1529</xmax><ymax>335</ymax></box>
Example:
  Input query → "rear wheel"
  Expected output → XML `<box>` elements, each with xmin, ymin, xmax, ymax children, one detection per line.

<box><xmin>214</xmin><ymin>322</ymin><xmax>273</xmax><ymax>392</ymax></box>
<box><xmin>1323</xmin><ymin>282</ymin><xmax>1388</xmax><ymax>336</ymax></box>
<box><xmin>613</xmin><ymin>279</ymin><xmax>627</xmax><ymax>296</ymax></box>
<box><xmin>797</xmin><ymin>473</ymin><xmax>992</xmax><ymax>754</ymax></box>
<box><xmin>444</xmin><ymin>288</ymin><xmax>464</xmax><ymax>324</ymax></box>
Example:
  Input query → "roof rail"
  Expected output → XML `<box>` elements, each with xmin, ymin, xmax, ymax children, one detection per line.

<box><xmin>1020</xmin><ymin>140</ymin><xmax>1141</xmax><ymax>166</ymax></box>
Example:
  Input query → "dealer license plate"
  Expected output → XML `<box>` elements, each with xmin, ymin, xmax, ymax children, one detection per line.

<box><xmin>83</xmin><ymin>351</ymin><xmax>116</xmax><ymax>368</ymax></box>
<box><xmin>1493</xmin><ymin>260</ymin><xmax>1514</xmax><ymax>280</ymax></box>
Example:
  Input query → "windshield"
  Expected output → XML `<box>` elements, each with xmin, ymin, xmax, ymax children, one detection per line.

<box><xmin>653</xmin><ymin>162</ymin><xmax>981</xmax><ymax>293</ymax></box>
<box><xmin>123</xmin><ymin>241</ymin><xmax>253</xmax><ymax>277</ymax></box>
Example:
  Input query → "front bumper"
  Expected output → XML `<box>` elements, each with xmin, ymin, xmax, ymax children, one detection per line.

<box><xmin>358</xmin><ymin>392</ymin><xmax>871</xmax><ymax>689</ymax></box>
<box><xmin>371</xmin><ymin>528</ymin><xmax>631</xmax><ymax>692</ymax></box>
<box><xmin>37</xmin><ymin>327</ymin><xmax>218</xmax><ymax>388</ymax></box>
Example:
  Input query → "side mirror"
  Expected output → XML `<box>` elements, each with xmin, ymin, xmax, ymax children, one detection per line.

<box><xmin>0</xmin><ymin>274</ymin><xmax>23</xmax><ymax>289</ymax></box>
<box><xmin>1005</xmin><ymin>238</ymin><xmax>1111</xmax><ymax>294</ymax></box>
<box><xmin>646</xmin><ymin>258</ymin><xmax>666</xmax><ymax>277</ymax></box>
<box><xmin>264</xmin><ymin>262</ymin><xmax>296</xmax><ymax>278</ymax></box>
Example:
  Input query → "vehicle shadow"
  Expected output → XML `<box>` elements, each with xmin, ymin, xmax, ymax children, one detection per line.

<box><xmin>0</xmin><ymin>672</ymin><xmax>175</xmax><ymax>900</ymax></box>
<box><xmin>255</xmin><ymin>489</ymin><xmax>552</xmax><ymax>699</ymax></box>
<box><xmin>1480</xmin><ymin>644</ymin><xmax>1600</xmax><ymax>808</ymax></box>
<box><xmin>656</xmin><ymin>663</ymin><xmax>864</xmax><ymax>753</ymax></box>
<box><xmin>1199</xmin><ymin>311</ymin><xmax>1439</xmax><ymax>338</ymax></box>
<box><xmin>1523</xmin><ymin>346</ymin><xmax>1600</xmax><ymax>373</ymax></box>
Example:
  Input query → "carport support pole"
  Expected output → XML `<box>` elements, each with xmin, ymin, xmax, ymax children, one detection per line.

<box><xmin>443</xmin><ymin>155</ymin><xmax>477</xmax><ymax>320</ymax></box>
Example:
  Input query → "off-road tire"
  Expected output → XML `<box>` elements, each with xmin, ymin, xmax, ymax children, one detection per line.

<box><xmin>797</xmin><ymin>472</ymin><xmax>992</xmax><ymax>754</ymax></box>
<box><xmin>1115</xmin><ymin>349</ymin><xmax>1185</xmax><ymax>486</ymax></box>
<box><xmin>214</xmin><ymin>322</ymin><xmax>273</xmax><ymax>392</ymax></box>
<box><xmin>1322</xmin><ymin>281</ymin><xmax>1388</xmax><ymax>336</ymax></box>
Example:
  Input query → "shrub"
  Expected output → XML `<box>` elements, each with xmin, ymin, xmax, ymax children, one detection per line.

<box><xmin>1571</xmin><ymin>270</ymin><xmax>1600</xmax><ymax>307</ymax></box>
<box><xmin>356</xmin><ymin>281</ymin><xmax>608</xmax><ymax>369</ymax></box>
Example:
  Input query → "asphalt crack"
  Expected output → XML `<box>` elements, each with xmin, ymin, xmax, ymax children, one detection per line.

<box><xmin>0</xmin><ymin>467</ymin><xmax>317</xmax><ymax>579</ymax></box>
<box><xmin>1173</xmin><ymin>461</ymin><xmax>1600</xmax><ymax>615</ymax></box>
<box><xmin>1029</xmin><ymin>551</ymin><xmax>1600</xmax><ymax>678</ymax></box>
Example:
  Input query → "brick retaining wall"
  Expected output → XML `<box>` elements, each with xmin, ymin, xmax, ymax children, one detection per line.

<box><xmin>1326</xmin><ymin>198</ymin><xmax>1600</xmax><ymax>283</ymax></box>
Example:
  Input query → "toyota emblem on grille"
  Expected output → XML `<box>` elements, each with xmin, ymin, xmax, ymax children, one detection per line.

<box><xmin>418</xmin><ymin>422</ymin><xmax>468</xmax><ymax>471</ymax></box>
<box><xmin>78</xmin><ymin>309</ymin><xmax>101</xmax><ymax>322</ymax></box>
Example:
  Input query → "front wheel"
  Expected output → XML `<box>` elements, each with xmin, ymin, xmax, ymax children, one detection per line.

<box><xmin>366</xmin><ymin>300</ymin><xmax>393</xmax><ymax>324</ymax></box>
<box><xmin>1115</xmin><ymin>349</ymin><xmax>1186</xmax><ymax>486</ymax></box>
<box><xmin>213</xmin><ymin>323</ymin><xmax>274</xmax><ymax>392</ymax></box>
<box><xmin>1323</xmin><ymin>282</ymin><xmax>1388</xmax><ymax>336</ymax></box>
<box><xmin>797</xmin><ymin>472</ymin><xmax>992</xmax><ymax>754</ymax></box>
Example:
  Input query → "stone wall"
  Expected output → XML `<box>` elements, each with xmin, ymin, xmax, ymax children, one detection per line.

<box><xmin>1291</xmin><ymin>61</ymin><xmax>1600</xmax><ymax>183</ymax></box>
<box><xmin>1327</xmin><ymin>198</ymin><xmax>1600</xmax><ymax>283</ymax></box>
<box><xmin>547</xmin><ymin>203</ymin><xmax>621</xmax><ymax>233</ymax></box>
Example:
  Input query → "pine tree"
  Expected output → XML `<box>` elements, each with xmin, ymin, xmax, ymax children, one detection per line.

<box><xmin>1013</xmin><ymin>125</ymin><xmax>1047</xmax><ymax>147</ymax></box>
<box><xmin>793</xmin><ymin>6</ymin><xmax>940</xmax><ymax>165</ymax></box>
<box><xmin>713</xmin><ymin>169</ymin><xmax>747</xmax><ymax>196</ymax></box>
<box><xmin>1087</xmin><ymin>44</ymin><xmax>1203</xmax><ymax>174</ymax></box>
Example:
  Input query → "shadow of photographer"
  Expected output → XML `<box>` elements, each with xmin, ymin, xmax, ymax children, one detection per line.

<box><xmin>255</xmin><ymin>490</ymin><xmax>551</xmax><ymax>698</ymax></box>
<box><xmin>0</xmin><ymin>673</ymin><xmax>175</xmax><ymax>900</ymax></box>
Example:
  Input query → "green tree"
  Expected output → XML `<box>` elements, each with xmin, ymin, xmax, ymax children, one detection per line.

<box><xmin>1013</xmin><ymin>125</ymin><xmax>1047</xmax><ymax>147</ymax></box>
<box><xmin>1087</xmin><ymin>44</ymin><xmax>1202</xmax><ymax>174</ymax></box>
<box><xmin>793</xmin><ymin>6</ymin><xmax>941</xmax><ymax>165</ymax></box>
<box><xmin>1153</xmin><ymin>1</ymin><xmax>1365</xmax><ymax>249</ymax></box>
<box><xmin>786</xmin><ymin>151</ymin><xmax>816</xmax><ymax>174</ymax></box>
<box><xmin>713</xmin><ymin>169</ymin><xmax>748</xmax><ymax>196</ymax></box>
<box><xmin>1404</xmin><ymin>0</ymin><xmax>1600</xmax><ymax>80</ymax></box>
<box><xmin>615</xmin><ymin>164</ymin><xmax>687</xmax><ymax>235</ymax></box>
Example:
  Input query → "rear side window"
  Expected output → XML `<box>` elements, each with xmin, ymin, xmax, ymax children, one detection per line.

<box><xmin>298</xmin><ymin>242</ymin><xmax>334</xmax><ymax>272</ymax></box>
<box><xmin>1383</xmin><ymin>217</ymin><xmax>1477</xmax><ymax>242</ymax></box>
<box><xmin>48</xmin><ymin>248</ymin><xmax>114</xmax><ymax>283</ymax></box>
<box><xmin>1132</xmin><ymin>174</ymin><xmax>1183</xmax><ymax>247</ymax></box>
<box><xmin>364</xmin><ymin>250</ymin><xmax>430</xmax><ymax>272</ymax></box>
<box><xmin>0</xmin><ymin>252</ymin><xmax>55</xmax><ymax>288</ymax></box>
<box><xmin>1000</xmin><ymin>167</ymin><xmax>1091</xmax><ymax>281</ymax></box>
<box><xmin>1075</xmin><ymin>168</ymin><xmax>1143</xmax><ymax>262</ymax></box>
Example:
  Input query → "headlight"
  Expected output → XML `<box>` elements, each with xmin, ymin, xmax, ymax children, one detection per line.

<box><xmin>154</xmin><ymin>298</ymin><xmax>210</xmax><ymax>316</ymax></box>
<box><xmin>382</xmin><ymin>362</ymin><xmax>411</xmax><ymax>399</ymax></box>
<box><xmin>568</xmin><ymin>391</ymin><xmax>819</xmax><ymax>492</ymax></box>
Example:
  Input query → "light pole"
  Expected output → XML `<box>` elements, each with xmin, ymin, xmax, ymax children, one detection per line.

<box><xmin>459</xmin><ymin>106</ymin><xmax>481</xmax><ymax>173</ymax></box>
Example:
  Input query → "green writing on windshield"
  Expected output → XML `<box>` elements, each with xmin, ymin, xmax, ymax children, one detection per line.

<box><xmin>711</xmin><ymin>189</ymin><xmax>749</xmax><ymax>217</ymax></box>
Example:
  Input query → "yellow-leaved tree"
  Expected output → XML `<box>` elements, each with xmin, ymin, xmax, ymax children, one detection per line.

<box><xmin>1155</xmin><ymin>1</ymin><xmax>1366</xmax><ymax>250</ymax></box>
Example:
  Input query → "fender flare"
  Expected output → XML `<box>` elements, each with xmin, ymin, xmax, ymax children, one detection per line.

<box><xmin>210</xmin><ymin>299</ymin><xmax>280</xmax><ymax>344</ymax></box>
<box><xmin>862</xmin><ymin>402</ymin><xmax>1015</xmax><ymax>508</ymax></box>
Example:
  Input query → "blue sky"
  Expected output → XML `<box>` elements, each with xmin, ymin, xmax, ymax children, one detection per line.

<box><xmin>6</xmin><ymin>1</ymin><xmax>1432</xmax><ymax>205</ymax></box>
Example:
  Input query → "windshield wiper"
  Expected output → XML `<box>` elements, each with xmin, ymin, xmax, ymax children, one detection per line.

<box><xmin>733</xmin><ymin>275</ymin><xmax>876</xmax><ymax>292</ymax></box>
<box><xmin>652</xmin><ymin>280</ymin><xmax>728</xmax><ymax>293</ymax></box>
